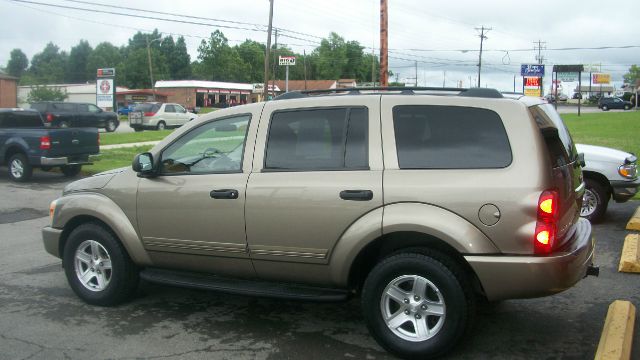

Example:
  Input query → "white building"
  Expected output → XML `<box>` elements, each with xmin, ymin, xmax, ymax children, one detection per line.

<box><xmin>18</xmin><ymin>83</ymin><xmax>128</xmax><ymax>108</ymax></box>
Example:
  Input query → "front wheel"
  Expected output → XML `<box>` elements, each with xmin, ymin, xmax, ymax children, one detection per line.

<box><xmin>8</xmin><ymin>153</ymin><xmax>32</xmax><ymax>182</ymax></box>
<box><xmin>581</xmin><ymin>178</ymin><xmax>609</xmax><ymax>223</ymax></box>
<box><xmin>601</xmin><ymin>105</ymin><xmax>609</xmax><ymax>111</ymax></box>
<box><xmin>133</xmin><ymin>128</ymin><xmax>143</xmax><ymax>132</ymax></box>
<box><xmin>106</xmin><ymin>119</ymin><xmax>118</xmax><ymax>132</ymax></box>
<box><xmin>63</xmin><ymin>223</ymin><xmax>139</xmax><ymax>306</ymax></box>
<box><xmin>362</xmin><ymin>252</ymin><xmax>473</xmax><ymax>359</ymax></box>
<box><xmin>624</xmin><ymin>105</ymin><xmax>631</xmax><ymax>110</ymax></box>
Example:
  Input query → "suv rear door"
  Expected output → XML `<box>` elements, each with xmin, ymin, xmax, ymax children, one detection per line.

<box><xmin>245</xmin><ymin>96</ymin><xmax>383</xmax><ymax>284</ymax></box>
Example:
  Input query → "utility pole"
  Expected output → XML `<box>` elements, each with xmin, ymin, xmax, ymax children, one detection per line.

<box><xmin>475</xmin><ymin>26</ymin><xmax>491</xmax><ymax>88</ymax></box>
<box><xmin>415</xmin><ymin>61</ymin><xmax>418</xmax><ymax>87</ymax></box>
<box><xmin>146</xmin><ymin>35</ymin><xmax>160</xmax><ymax>101</ymax></box>
<box><xmin>271</xmin><ymin>28</ymin><xmax>278</xmax><ymax>98</ymax></box>
<box><xmin>371</xmin><ymin>46</ymin><xmax>375</xmax><ymax>85</ymax></box>
<box><xmin>443</xmin><ymin>71</ymin><xmax>446</xmax><ymax>87</ymax></box>
<box><xmin>303</xmin><ymin>49</ymin><xmax>308</xmax><ymax>90</ymax></box>
<box><xmin>263</xmin><ymin>0</ymin><xmax>274</xmax><ymax>101</ymax></box>
<box><xmin>534</xmin><ymin>39</ymin><xmax>546</xmax><ymax>96</ymax></box>
<box><xmin>380</xmin><ymin>0</ymin><xmax>388</xmax><ymax>87</ymax></box>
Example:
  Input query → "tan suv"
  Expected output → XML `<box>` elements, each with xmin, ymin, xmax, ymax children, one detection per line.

<box><xmin>43</xmin><ymin>88</ymin><xmax>597</xmax><ymax>359</ymax></box>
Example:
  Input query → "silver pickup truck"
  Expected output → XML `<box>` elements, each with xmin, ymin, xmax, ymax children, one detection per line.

<box><xmin>577</xmin><ymin>143</ymin><xmax>639</xmax><ymax>222</ymax></box>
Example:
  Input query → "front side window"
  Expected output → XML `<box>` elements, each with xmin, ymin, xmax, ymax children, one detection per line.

<box><xmin>160</xmin><ymin>115</ymin><xmax>251</xmax><ymax>174</ymax></box>
<box><xmin>393</xmin><ymin>105</ymin><xmax>512</xmax><ymax>169</ymax></box>
<box><xmin>175</xmin><ymin>105</ymin><xmax>185</xmax><ymax>113</ymax></box>
<box><xmin>264</xmin><ymin>107</ymin><xmax>368</xmax><ymax>171</ymax></box>
<box><xmin>88</xmin><ymin>104</ymin><xmax>101</xmax><ymax>113</ymax></box>
<box><xmin>77</xmin><ymin>104</ymin><xmax>89</xmax><ymax>112</ymax></box>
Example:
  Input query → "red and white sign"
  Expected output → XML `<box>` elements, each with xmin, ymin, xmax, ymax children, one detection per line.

<box><xmin>96</xmin><ymin>78</ymin><xmax>114</xmax><ymax>108</ymax></box>
<box><xmin>279</xmin><ymin>56</ymin><xmax>296</xmax><ymax>66</ymax></box>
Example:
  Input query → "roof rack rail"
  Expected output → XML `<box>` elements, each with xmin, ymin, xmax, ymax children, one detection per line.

<box><xmin>273</xmin><ymin>86</ymin><xmax>504</xmax><ymax>100</ymax></box>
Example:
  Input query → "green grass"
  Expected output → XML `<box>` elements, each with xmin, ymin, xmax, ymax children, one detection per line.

<box><xmin>561</xmin><ymin>111</ymin><xmax>640</xmax><ymax>156</ymax></box>
<box><xmin>198</xmin><ymin>107</ymin><xmax>218</xmax><ymax>114</ymax></box>
<box><xmin>83</xmin><ymin>145</ymin><xmax>153</xmax><ymax>175</ymax></box>
<box><xmin>562</xmin><ymin>111</ymin><xmax>640</xmax><ymax>199</ymax></box>
<box><xmin>100</xmin><ymin>130</ymin><xmax>174</xmax><ymax>145</ymax></box>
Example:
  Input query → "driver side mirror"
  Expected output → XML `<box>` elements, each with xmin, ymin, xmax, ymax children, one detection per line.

<box><xmin>132</xmin><ymin>152</ymin><xmax>156</xmax><ymax>176</ymax></box>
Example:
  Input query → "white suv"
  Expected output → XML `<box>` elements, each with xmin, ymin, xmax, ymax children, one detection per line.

<box><xmin>129</xmin><ymin>102</ymin><xmax>197</xmax><ymax>131</ymax></box>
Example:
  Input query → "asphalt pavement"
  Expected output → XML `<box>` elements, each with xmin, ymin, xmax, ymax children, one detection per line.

<box><xmin>0</xmin><ymin>173</ymin><xmax>638</xmax><ymax>359</ymax></box>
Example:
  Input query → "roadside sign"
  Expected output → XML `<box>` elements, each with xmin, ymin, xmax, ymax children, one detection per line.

<box><xmin>521</xmin><ymin>64</ymin><xmax>545</xmax><ymax>77</ymax></box>
<box><xmin>557</xmin><ymin>72</ymin><xmax>578</xmax><ymax>82</ymax></box>
<box><xmin>97</xmin><ymin>68</ymin><xmax>115</xmax><ymax>77</ymax></box>
<box><xmin>524</xmin><ymin>76</ymin><xmax>540</xmax><ymax>87</ymax></box>
<box><xmin>96</xmin><ymin>79</ymin><xmax>114</xmax><ymax>108</ymax></box>
<box><xmin>524</xmin><ymin>88</ymin><xmax>541</xmax><ymax>97</ymax></box>
<box><xmin>279</xmin><ymin>56</ymin><xmax>296</xmax><ymax>66</ymax></box>
<box><xmin>592</xmin><ymin>73</ymin><xmax>610</xmax><ymax>84</ymax></box>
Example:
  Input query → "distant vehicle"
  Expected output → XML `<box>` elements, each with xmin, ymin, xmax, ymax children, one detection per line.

<box><xmin>544</xmin><ymin>94</ymin><xmax>568</xmax><ymax>103</ymax></box>
<box><xmin>0</xmin><ymin>108</ymin><xmax>99</xmax><ymax>182</ymax></box>
<box><xmin>129</xmin><ymin>102</ymin><xmax>197</xmax><ymax>131</ymax></box>
<box><xmin>576</xmin><ymin>144</ymin><xmax>638</xmax><ymax>222</ymax></box>
<box><xmin>117</xmin><ymin>104</ymin><xmax>136</xmax><ymax>116</ymax></box>
<box><xmin>597</xmin><ymin>97</ymin><xmax>633</xmax><ymax>111</ymax></box>
<box><xmin>30</xmin><ymin>101</ymin><xmax>119</xmax><ymax>132</ymax></box>
<box><xmin>572</xmin><ymin>93</ymin><xmax>583</xmax><ymax>100</ymax></box>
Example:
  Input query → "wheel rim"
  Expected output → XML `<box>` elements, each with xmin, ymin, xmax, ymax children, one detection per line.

<box><xmin>10</xmin><ymin>158</ymin><xmax>24</xmax><ymax>179</ymax></box>
<box><xmin>74</xmin><ymin>240</ymin><xmax>112</xmax><ymax>292</ymax></box>
<box><xmin>107</xmin><ymin>121</ymin><xmax>116</xmax><ymax>131</ymax></box>
<box><xmin>581</xmin><ymin>188</ymin><xmax>598</xmax><ymax>217</ymax></box>
<box><xmin>158</xmin><ymin>122</ymin><xmax>165</xmax><ymax>130</ymax></box>
<box><xmin>380</xmin><ymin>275</ymin><xmax>446</xmax><ymax>342</ymax></box>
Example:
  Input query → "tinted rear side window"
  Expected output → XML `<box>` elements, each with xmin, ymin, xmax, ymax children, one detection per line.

<box><xmin>265</xmin><ymin>107</ymin><xmax>368</xmax><ymax>171</ymax></box>
<box><xmin>0</xmin><ymin>111</ymin><xmax>44</xmax><ymax>128</ymax></box>
<box><xmin>393</xmin><ymin>105</ymin><xmax>512</xmax><ymax>169</ymax></box>
<box><xmin>134</xmin><ymin>103</ymin><xmax>156</xmax><ymax>112</ymax></box>
<box><xmin>529</xmin><ymin>104</ymin><xmax>576</xmax><ymax>168</ymax></box>
<box><xmin>30</xmin><ymin>103</ymin><xmax>47</xmax><ymax>112</ymax></box>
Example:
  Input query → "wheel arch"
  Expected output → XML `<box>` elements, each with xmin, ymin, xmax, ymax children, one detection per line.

<box><xmin>582</xmin><ymin>170</ymin><xmax>612</xmax><ymax>196</ymax></box>
<box><xmin>3</xmin><ymin>142</ymin><xmax>28</xmax><ymax>164</ymax></box>
<box><xmin>54</xmin><ymin>193</ymin><xmax>152</xmax><ymax>265</ymax></box>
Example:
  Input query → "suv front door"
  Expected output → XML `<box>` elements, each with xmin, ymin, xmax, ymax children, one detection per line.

<box><xmin>245</xmin><ymin>97</ymin><xmax>383</xmax><ymax>285</ymax></box>
<box><xmin>136</xmin><ymin>112</ymin><xmax>258</xmax><ymax>277</ymax></box>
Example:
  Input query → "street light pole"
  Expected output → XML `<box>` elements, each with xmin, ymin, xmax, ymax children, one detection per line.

<box><xmin>263</xmin><ymin>0</ymin><xmax>274</xmax><ymax>101</ymax></box>
<box><xmin>146</xmin><ymin>36</ymin><xmax>161</xmax><ymax>101</ymax></box>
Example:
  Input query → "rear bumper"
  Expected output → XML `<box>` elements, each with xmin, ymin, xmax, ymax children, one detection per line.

<box><xmin>42</xmin><ymin>226</ymin><xmax>63</xmax><ymax>258</ymax></box>
<box><xmin>39</xmin><ymin>154</ymin><xmax>100</xmax><ymax>166</ymax></box>
<box><xmin>466</xmin><ymin>218</ymin><xmax>594</xmax><ymax>301</ymax></box>
<box><xmin>611</xmin><ymin>178</ymin><xmax>640</xmax><ymax>202</ymax></box>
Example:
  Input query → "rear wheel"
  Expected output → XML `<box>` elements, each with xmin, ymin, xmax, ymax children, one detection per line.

<box><xmin>624</xmin><ymin>105</ymin><xmax>631</xmax><ymax>110</ymax></box>
<box><xmin>8</xmin><ymin>153</ymin><xmax>32</xmax><ymax>182</ymax></box>
<box><xmin>581</xmin><ymin>178</ymin><xmax>608</xmax><ymax>223</ymax></box>
<box><xmin>59</xmin><ymin>121</ymin><xmax>70</xmax><ymax>128</ymax></box>
<box><xmin>601</xmin><ymin>105</ymin><xmax>609</xmax><ymax>111</ymax></box>
<box><xmin>134</xmin><ymin>128</ymin><xmax>143</xmax><ymax>132</ymax></box>
<box><xmin>362</xmin><ymin>252</ymin><xmax>473</xmax><ymax>359</ymax></box>
<box><xmin>61</xmin><ymin>164</ymin><xmax>82</xmax><ymax>177</ymax></box>
<box><xmin>156</xmin><ymin>121</ymin><xmax>166</xmax><ymax>131</ymax></box>
<box><xmin>63</xmin><ymin>223</ymin><xmax>139</xmax><ymax>306</ymax></box>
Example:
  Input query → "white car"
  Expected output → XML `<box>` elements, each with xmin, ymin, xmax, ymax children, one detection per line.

<box><xmin>129</xmin><ymin>102</ymin><xmax>197</xmax><ymax>131</ymax></box>
<box><xmin>577</xmin><ymin>143</ymin><xmax>639</xmax><ymax>222</ymax></box>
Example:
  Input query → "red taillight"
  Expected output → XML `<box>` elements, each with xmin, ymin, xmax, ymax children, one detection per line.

<box><xmin>535</xmin><ymin>190</ymin><xmax>558</xmax><ymax>255</ymax></box>
<box><xmin>40</xmin><ymin>136</ymin><xmax>51</xmax><ymax>150</ymax></box>
<box><xmin>45</xmin><ymin>113</ymin><xmax>53</xmax><ymax>122</ymax></box>
<box><xmin>143</xmin><ymin>112</ymin><xmax>156</xmax><ymax>117</ymax></box>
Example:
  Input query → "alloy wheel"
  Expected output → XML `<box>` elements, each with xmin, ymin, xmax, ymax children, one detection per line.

<box><xmin>74</xmin><ymin>240</ymin><xmax>113</xmax><ymax>292</ymax></box>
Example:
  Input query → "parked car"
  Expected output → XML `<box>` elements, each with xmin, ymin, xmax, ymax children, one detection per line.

<box><xmin>128</xmin><ymin>102</ymin><xmax>197</xmax><ymax>131</ymax></box>
<box><xmin>544</xmin><ymin>93</ymin><xmax>568</xmax><ymax>103</ymax></box>
<box><xmin>30</xmin><ymin>101</ymin><xmax>119</xmax><ymax>132</ymax></box>
<box><xmin>572</xmin><ymin>93</ymin><xmax>583</xmax><ymax>100</ymax></box>
<box><xmin>576</xmin><ymin>143</ymin><xmax>638</xmax><ymax>222</ymax></box>
<box><xmin>0</xmin><ymin>108</ymin><xmax>99</xmax><ymax>182</ymax></box>
<box><xmin>597</xmin><ymin>97</ymin><xmax>633</xmax><ymax>111</ymax></box>
<box><xmin>117</xmin><ymin>104</ymin><xmax>136</xmax><ymax>116</ymax></box>
<box><xmin>43</xmin><ymin>88</ymin><xmax>596</xmax><ymax>359</ymax></box>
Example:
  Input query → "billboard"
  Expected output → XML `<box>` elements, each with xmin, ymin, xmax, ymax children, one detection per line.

<box><xmin>521</xmin><ymin>64</ymin><xmax>545</xmax><ymax>77</ymax></box>
<box><xmin>96</xmin><ymin>78</ymin><xmax>114</xmax><ymax>108</ymax></box>
<box><xmin>524</xmin><ymin>76</ymin><xmax>540</xmax><ymax>87</ymax></box>
<box><xmin>524</xmin><ymin>88</ymin><xmax>541</xmax><ymax>97</ymax></box>
<box><xmin>592</xmin><ymin>73</ymin><xmax>610</xmax><ymax>84</ymax></box>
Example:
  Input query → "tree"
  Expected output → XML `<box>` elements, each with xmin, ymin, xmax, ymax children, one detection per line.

<box><xmin>160</xmin><ymin>35</ymin><xmax>191</xmax><ymax>80</ymax></box>
<box><xmin>85</xmin><ymin>42</ymin><xmax>123</xmax><ymax>84</ymax></box>
<box><xmin>26</xmin><ymin>85</ymin><xmax>68</xmax><ymax>102</ymax></box>
<box><xmin>66</xmin><ymin>40</ymin><xmax>93</xmax><ymax>83</ymax></box>
<box><xmin>28</xmin><ymin>42</ymin><xmax>68</xmax><ymax>84</ymax></box>
<box><xmin>235</xmin><ymin>40</ymin><xmax>265</xmax><ymax>82</ymax></box>
<box><xmin>623</xmin><ymin>65</ymin><xmax>640</xmax><ymax>85</ymax></box>
<box><xmin>196</xmin><ymin>30</ymin><xmax>248</xmax><ymax>82</ymax></box>
<box><xmin>6</xmin><ymin>49</ymin><xmax>28</xmax><ymax>78</ymax></box>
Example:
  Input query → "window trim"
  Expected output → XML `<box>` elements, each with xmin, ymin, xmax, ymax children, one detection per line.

<box><xmin>156</xmin><ymin>113</ymin><xmax>253</xmax><ymax>176</ymax></box>
<box><xmin>392</xmin><ymin>104</ymin><xmax>513</xmax><ymax>170</ymax></box>
<box><xmin>262</xmin><ymin>106</ymin><xmax>370</xmax><ymax>172</ymax></box>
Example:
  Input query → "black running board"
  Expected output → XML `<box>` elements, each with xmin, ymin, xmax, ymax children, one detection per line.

<box><xmin>140</xmin><ymin>268</ymin><xmax>350</xmax><ymax>302</ymax></box>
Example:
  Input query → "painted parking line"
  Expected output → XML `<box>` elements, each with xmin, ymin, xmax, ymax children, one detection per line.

<box><xmin>626</xmin><ymin>206</ymin><xmax>640</xmax><ymax>231</ymax></box>
<box><xmin>594</xmin><ymin>300</ymin><xmax>636</xmax><ymax>360</ymax></box>
<box><xmin>619</xmin><ymin>234</ymin><xmax>640</xmax><ymax>273</ymax></box>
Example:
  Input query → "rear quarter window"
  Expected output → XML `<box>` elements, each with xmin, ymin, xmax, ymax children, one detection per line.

<box><xmin>392</xmin><ymin>105</ymin><xmax>512</xmax><ymax>169</ymax></box>
<box><xmin>529</xmin><ymin>104</ymin><xmax>576</xmax><ymax>168</ymax></box>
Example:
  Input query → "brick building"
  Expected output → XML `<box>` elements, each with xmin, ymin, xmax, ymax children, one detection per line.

<box><xmin>0</xmin><ymin>74</ymin><xmax>18</xmax><ymax>108</ymax></box>
<box><xmin>154</xmin><ymin>80</ymin><xmax>255</xmax><ymax>108</ymax></box>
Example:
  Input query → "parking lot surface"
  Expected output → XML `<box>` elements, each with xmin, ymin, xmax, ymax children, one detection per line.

<box><xmin>0</xmin><ymin>172</ymin><xmax>638</xmax><ymax>359</ymax></box>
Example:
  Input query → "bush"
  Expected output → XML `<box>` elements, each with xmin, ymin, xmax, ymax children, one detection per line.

<box><xmin>26</xmin><ymin>85</ymin><xmax>68</xmax><ymax>102</ymax></box>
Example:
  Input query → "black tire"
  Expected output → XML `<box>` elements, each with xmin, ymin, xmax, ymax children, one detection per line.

<box><xmin>63</xmin><ymin>223</ymin><xmax>139</xmax><ymax>306</ymax></box>
<box><xmin>624</xmin><ymin>105</ymin><xmax>631</xmax><ymax>110</ymax></box>
<box><xmin>134</xmin><ymin>128</ymin><xmax>143</xmax><ymax>132</ymax></box>
<box><xmin>601</xmin><ymin>105</ymin><xmax>609</xmax><ymax>111</ymax></box>
<box><xmin>40</xmin><ymin>166</ymin><xmax>52</xmax><ymax>172</ymax></box>
<box><xmin>156</xmin><ymin>121</ymin><xmax>166</xmax><ymax>131</ymax></box>
<box><xmin>581</xmin><ymin>178</ymin><xmax>609</xmax><ymax>223</ymax></box>
<box><xmin>61</xmin><ymin>164</ymin><xmax>82</xmax><ymax>177</ymax></box>
<box><xmin>8</xmin><ymin>153</ymin><xmax>33</xmax><ymax>182</ymax></box>
<box><xmin>362</xmin><ymin>251</ymin><xmax>474</xmax><ymax>359</ymax></box>
<box><xmin>105</xmin><ymin>119</ymin><xmax>118</xmax><ymax>132</ymax></box>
